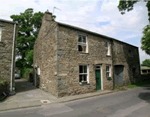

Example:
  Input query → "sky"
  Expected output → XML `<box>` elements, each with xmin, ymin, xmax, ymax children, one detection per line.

<box><xmin>0</xmin><ymin>0</ymin><xmax>149</xmax><ymax>63</ymax></box>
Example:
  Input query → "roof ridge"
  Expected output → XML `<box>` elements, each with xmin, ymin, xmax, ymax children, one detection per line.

<box><xmin>57</xmin><ymin>21</ymin><xmax>138</xmax><ymax>48</ymax></box>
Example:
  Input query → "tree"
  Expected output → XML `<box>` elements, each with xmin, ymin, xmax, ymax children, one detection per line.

<box><xmin>118</xmin><ymin>0</ymin><xmax>150</xmax><ymax>55</ymax></box>
<box><xmin>141</xmin><ymin>59</ymin><xmax>150</xmax><ymax>67</ymax></box>
<box><xmin>11</xmin><ymin>8</ymin><xmax>44</xmax><ymax>77</ymax></box>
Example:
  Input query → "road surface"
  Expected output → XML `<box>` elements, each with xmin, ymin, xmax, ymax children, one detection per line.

<box><xmin>0</xmin><ymin>86</ymin><xmax>150</xmax><ymax>117</ymax></box>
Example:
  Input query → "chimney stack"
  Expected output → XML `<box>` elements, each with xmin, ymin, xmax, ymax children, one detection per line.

<box><xmin>43</xmin><ymin>10</ymin><xmax>56</xmax><ymax>21</ymax></box>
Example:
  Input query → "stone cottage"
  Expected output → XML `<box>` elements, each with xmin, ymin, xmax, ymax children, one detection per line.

<box><xmin>0</xmin><ymin>19</ymin><xmax>17</xmax><ymax>94</ymax></box>
<box><xmin>34</xmin><ymin>11</ymin><xmax>140</xmax><ymax>97</ymax></box>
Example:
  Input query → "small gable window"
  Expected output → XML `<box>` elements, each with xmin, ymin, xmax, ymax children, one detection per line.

<box><xmin>105</xmin><ymin>41</ymin><xmax>110</xmax><ymax>56</ymax></box>
<box><xmin>78</xmin><ymin>35</ymin><xmax>88</xmax><ymax>53</ymax></box>
<box><xmin>0</xmin><ymin>28</ymin><xmax>2</xmax><ymax>41</ymax></box>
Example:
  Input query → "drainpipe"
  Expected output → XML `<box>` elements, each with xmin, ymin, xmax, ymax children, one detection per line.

<box><xmin>112</xmin><ymin>40</ymin><xmax>115</xmax><ymax>90</ymax></box>
<box><xmin>10</xmin><ymin>23</ymin><xmax>16</xmax><ymax>95</ymax></box>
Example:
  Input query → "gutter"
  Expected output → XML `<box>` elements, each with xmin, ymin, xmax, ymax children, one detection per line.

<box><xmin>10</xmin><ymin>23</ymin><xmax>16</xmax><ymax>94</ymax></box>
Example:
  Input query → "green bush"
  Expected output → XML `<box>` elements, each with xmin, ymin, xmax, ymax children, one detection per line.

<box><xmin>0</xmin><ymin>76</ymin><xmax>9</xmax><ymax>86</ymax></box>
<box><xmin>0</xmin><ymin>80</ymin><xmax>7</xmax><ymax>86</ymax></box>
<box><xmin>22</xmin><ymin>68</ymin><xmax>32</xmax><ymax>78</ymax></box>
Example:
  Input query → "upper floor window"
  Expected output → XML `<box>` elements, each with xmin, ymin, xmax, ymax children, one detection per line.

<box><xmin>0</xmin><ymin>28</ymin><xmax>2</xmax><ymax>42</ymax></box>
<box><xmin>78</xmin><ymin>35</ymin><xmax>88</xmax><ymax>53</ymax></box>
<box><xmin>105</xmin><ymin>41</ymin><xmax>110</xmax><ymax>56</ymax></box>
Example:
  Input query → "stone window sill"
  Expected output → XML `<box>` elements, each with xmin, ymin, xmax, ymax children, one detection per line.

<box><xmin>106</xmin><ymin>54</ymin><xmax>111</xmax><ymax>57</ymax></box>
<box><xmin>79</xmin><ymin>82</ymin><xmax>90</xmax><ymax>86</ymax></box>
<box><xmin>78</xmin><ymin>52</ymin><xmax>89</xmax><ymax>54</ymax></box>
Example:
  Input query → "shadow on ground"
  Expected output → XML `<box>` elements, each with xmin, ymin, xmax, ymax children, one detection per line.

<box><xmin>15</xmin><ymin>79</ymin><xmax>37</xmax><ymax>93</ymax></box>
<box><xmin>138</xmin><ymin>92</ymin><xmax>150</xmax><ymax>103</ymax></box>
<box><xmin>138</xmin><ymin>78</ymin><xmax>150</xmax><ymax>103</ymax></box>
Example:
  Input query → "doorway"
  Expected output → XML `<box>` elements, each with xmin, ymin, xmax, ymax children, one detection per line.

<box><xmin>114</xmin><ymin>65</ymin><xmax>124</xmax><ymax>86</ymax></box>
<box><xmin>95</xmin><ymin>65</ymin><xmax>102</xmax><ymax>91</ymax></box>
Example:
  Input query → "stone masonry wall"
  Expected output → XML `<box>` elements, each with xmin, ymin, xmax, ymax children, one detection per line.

<box><xmin>0</xmin><ymin>21</ymin><xmax>15</xmax><ymax>85</ymax></box>
<box><xmin>34</xmin><ymin>12</ymin><xmax>140</xmax><ymax>98</ymax></box>
<box><xmin>113</xmin><ymin>40</ymin><xmax>141</xmax><ymax>84</ymax></box>
<box><xmin>34</xmin><ymin>12</ymin><xmax>58</xmax><ymax>97</ymax></box>
<box><xmin>57</xmin><ymin>25</ymin><xmax>114</xmax><ymax>97</ymax></box>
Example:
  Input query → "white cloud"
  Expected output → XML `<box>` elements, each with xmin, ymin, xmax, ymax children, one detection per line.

<box><xmin>123</xmin><ymin>34</ymin><xmax>142</xmax><ymax>41</ymax></box>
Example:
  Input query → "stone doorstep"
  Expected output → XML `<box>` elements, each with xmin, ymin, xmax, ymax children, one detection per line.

<box><xmin>0</xmin><ymin>100</ymin><xmax>42</xmax><ymax>112</ymax></box>
<box><xmin>52</xmin><ymin>90</ymin><xmax>113</xmax><ymax>103</ymax></box>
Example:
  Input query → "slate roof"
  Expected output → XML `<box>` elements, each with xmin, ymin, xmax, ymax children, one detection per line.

<box><xmin>57</xmin><ymin>22</ymin><xmax>138</xmax><ymax>48</ymax></box>
<box><xmin>141</xmin><ymin>66</ymin><xmax>150</xmax><ymax>70</ymax></box>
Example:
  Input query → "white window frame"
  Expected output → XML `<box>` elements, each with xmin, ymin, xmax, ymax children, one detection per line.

<box><xmin>0</xmin><ymin>28</ymin><xmax>2</xmax><ymax>42</ymax></box>
<box><xmin>37</xmin><ymin>68</ymin><xmax>40</xmax><ymax>75</ymax></box>
<box><xmin>105</xmin><ymin>41</ymin><xmax>110</xmax><ymax>56</ymax></box>
<box><xmin>78</xmin><ymin>35</ymin><xmax>88</xmax><ymax>53</ymax></box>
<box><xmin>106</xmin><ymin>65</ymin><xmax>111</xmax><ymax>77</ymax></box>
<box><xmin>79</xmin><ymin>65</ymin><xmax>89</xmax><ymax>84</ymax></box>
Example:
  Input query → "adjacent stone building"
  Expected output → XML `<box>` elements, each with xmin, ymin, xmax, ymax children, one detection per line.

<box><xmin>0</xmin><ymin>19</ymin><xmax>17</xmax><ymax>93</ymax></box>
<box><xmin>141</xmin><ymin>66</ymin><xmax>150</xmax><ymax>75</ymax></box>
<box><xmin>34</xmin><ymin>12</ymin><xmax>141</xmax><ymax>97</ymax></box>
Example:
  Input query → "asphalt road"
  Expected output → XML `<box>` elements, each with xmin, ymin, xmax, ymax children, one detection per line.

<box><xmin>0</xmin><ymin>86</ymin><xmax>150</xmax><ymax>117</ymax></box>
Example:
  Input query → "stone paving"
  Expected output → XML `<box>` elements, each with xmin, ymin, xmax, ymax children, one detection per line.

<box><xmin>6</xmin><ymin>79</ymin><xmax>56</xmax><ymax>103</ymax></box>
<box><xmin>0</xmin><ymin>79</ymin><xmax>56</xmax><ymax>111</ymax></box>
<box><xmin>0</xmin><ymin>79</ymin><xmax>113</xmax><ymax>111</ymax></box>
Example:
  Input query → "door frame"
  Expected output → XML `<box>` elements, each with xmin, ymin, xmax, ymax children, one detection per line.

<box><xmin>95</xmin><ymin>65</ymin><xmax>103</xmax><ymax>90</ymax></box>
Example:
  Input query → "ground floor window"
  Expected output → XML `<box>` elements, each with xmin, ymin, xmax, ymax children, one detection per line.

<box><xmin>142</xmin><ymin>70</ymin><xmax>147</xmax><ymax>73</ymax></box>
<box><xmin>79</xmin><ymin>65</ymin><xmax>89</xmax><ymax>83</ymax></box>
<box><xmin>106</xmin><ymin>65</ymin><xmax>111</xmax><ymax>77</ymax></box>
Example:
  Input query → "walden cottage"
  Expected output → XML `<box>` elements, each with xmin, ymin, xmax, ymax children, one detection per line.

<box><xmin>34</xmin><ymin>11</ymin><xmax>141</xmax><ymax>97</ymax></box>
<box><xmin>0</xmin><ymin>19</ymin><xmax>17</xmax><ymax>94</ymax></box>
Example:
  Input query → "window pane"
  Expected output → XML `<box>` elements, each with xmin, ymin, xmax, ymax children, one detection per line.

<box><xmin>106</xmin><ymin>66</ymin><xmax>109</xmax><ymax>71</ymax></box>
<box><xmin>106</xmin><ymin>49</ymin><xmax>108</xmax><ymax>55</ymax></box>
<box><xmin>83</xmin><ymin>46</ymin><xmax>86</xmax><ymax>53</ymax></box>
<box><xmin>106</xmin><ymin>72</ymin><xmax>109</xmax><ymax>77</ymax></box>
<box><xmin>78</xmin><ymin>35</ymin><xmax>82</xmax><ymax>42</ymax></box>
<box><xmin>79</xmin><ymin>75</ymin><xmax>82</xmax><ymax>82</ymax></box>
<box><xmin>78</xmin><ymin>45</ymin><xmax>83</xmax><ymax>51</ymax></box>
<box><xmin>83</xmin><ymin>74</ymin><xmax>87</xmax><ymax>81</ymax></box>
<box><xmin>83</xmin><ymin>66</ymin><xmax>87</xmax><ymax>73</ymax></box>
<box><xmin>79</xmin><ymin>66</ymin><xmax>83</xmax><ymax>73</ymax></box>
<box><xmin>142</xmin><ymin>70</ymin><xmax>147</xmax><ymax>73</ymax></box>
<box><xmin>83</xmin><ymin>36</ymin><xmax>86</xmax><ymax>43</ymax></box>
<box><xmin>105</xmin><ymin>41</ymin><xmax>108</xmax><ymax>47</ymax></box>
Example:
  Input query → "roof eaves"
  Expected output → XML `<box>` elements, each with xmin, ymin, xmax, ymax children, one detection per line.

<box><xmin>57</xmin><ymin>22</ymin><xmax>138</xmax><ymax>48</ymax></box>
<box><xmin>0</xmin><ymin>19</ymin><xmax>18</xmax><ymax>24</ymax></box>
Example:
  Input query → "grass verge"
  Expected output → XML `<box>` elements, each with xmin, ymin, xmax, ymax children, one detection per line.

<box><xmin>127</xmin><ymin>80</ymin><xmax>150</xmax><ymax>88</ymax></box>
<box><xmin>115</xmin><ymin>80</ymin><xmax>150</xmax><ymax>91</ymax></box>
